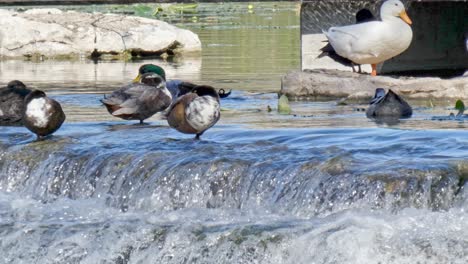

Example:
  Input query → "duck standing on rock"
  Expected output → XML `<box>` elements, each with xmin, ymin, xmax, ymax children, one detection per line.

<box><xmin>23</xmin><ymin>90</ymin><xmax>66</xmax><ymax>139</ymax></box>
<box><xmin>0</xmin><ymin>80</ymin><xmax>32</xmax><ymax>125</ymax></box>
<box><xmin>318</xmin><ymin>8</ymin><xmax>375</xmax><ymax>73</ymax></box>
<box><xmin>366</xmin><ymin>88</ymin><xmax>412</xmax><ymax>118</ymax></box>
<box><xmin>101</xmin><ymin>71</ymin><xmax>172</xmax><ymax>124</ymax></box>
<box><xmin>322</xmin><ymin>0</ymin><xmax>413</xmax><ymax>76</ymax></box>
<box><xmin>167</xmin><ymin>85</ymin><xmax>220</xmax><ymax>140</ymax></box>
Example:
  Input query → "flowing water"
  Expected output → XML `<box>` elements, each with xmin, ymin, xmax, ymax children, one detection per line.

<box><xmin>1</xmin><ymin>2</ymin><xmax>468</xmax><ymax>263</ymax></box>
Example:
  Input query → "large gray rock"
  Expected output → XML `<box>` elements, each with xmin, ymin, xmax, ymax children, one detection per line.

<box><xmin>0</xmin><ymin>8</ymin><xmax>201</xmax><ymax>59</ymax></box>
<box><xmin>281</xmin><ymin>69</ymin><xmax>468</xmax><ymax>101</ymax></box>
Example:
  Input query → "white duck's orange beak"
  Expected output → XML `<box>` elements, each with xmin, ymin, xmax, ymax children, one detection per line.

<box><xmin>399</xmin><ymin>10</ymin><xmax>412</xmax><ymax>25</ymax></box>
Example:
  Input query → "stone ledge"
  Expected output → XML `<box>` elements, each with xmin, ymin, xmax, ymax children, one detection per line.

<box><xmin>281</xmin><ymin>69</ymin><xmax>468</xmax><ymax>102</ymax></box>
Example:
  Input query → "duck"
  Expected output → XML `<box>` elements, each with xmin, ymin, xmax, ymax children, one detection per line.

<box><xmin>134</xmin><ymin>64</ymin><xmax>232</xmax><ymax>99</ymax></box>
<box><xmin>366</xmin><ymin>88</ymin><xmax>412</xmax><ymax>118</ymax></box>
<box><xmin>322</xmin><ymin>0</ymin><xmax>413</xmax><ymax>76</ymax></box>
<box><xmin>318</xmin><ymin>8</ymin><xmax>376</xmax><ymax>73</ymax></box>
<box><xmin>23</xmin><ymin>90</ymin><xmax>66</xmax><ymax>139</ymax></box>
<box><xmin>0</xmin><ymin>80</ymin><xmax>32</xmax><ymax>125</ymax></box>
<box><xmin>101</xmin><ymin>71</ymin><xmax>172</xmax><ymax>124</ymax></box>
<box><xmin>166</xmin><ymin>85</ymin><xmax>220</xmax><ymax>140</ymax></box>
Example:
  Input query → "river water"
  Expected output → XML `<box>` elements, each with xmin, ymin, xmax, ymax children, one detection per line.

<box><xmin>1</xmin><ymin>2</ymin><xmax>468</xmax><ymax>263</ymax></box>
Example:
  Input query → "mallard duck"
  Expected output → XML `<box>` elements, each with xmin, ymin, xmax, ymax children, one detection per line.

<box><xmin>23</xmin><ymin>90</ymin><xmax>66</xmax><ymax>139</ymax></box>
<box><xmin>323</xmin><ymin>0</ymin><xmax>413</xmax><ymax>76</ymax></box>
<box><xmin>318</xmin><ymin>8</ymin><xmax>375</xmax><ymax>73</ymax></box>
<box><xmin>366</xmin><ymin>88</ymin><xmax>412</xmax><ymax>118</ymax></box>
<box><xmin>166</xmin><ymin>85</ymin><xmax>220</xmax><ymax>139</ymax></box>
<box><xmin>135</xmin><ymin>64</ymin><xmax>232</xmax><ymax>99</ymax></box>
<box><xmin>101</xmin><ymin>72</ymin><xmax>171</xmax><ymax>124</ymax></box>
<box><xmin>0</xmin><ymin>80</ymin><xmax>32</xmax><ymax>125</ymax></box>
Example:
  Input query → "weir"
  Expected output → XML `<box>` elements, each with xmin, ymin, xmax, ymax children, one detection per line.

<box><xmin>1</xmin><ymin>124</ymin><xmax>468</xmax><ymax>263</ymax></box>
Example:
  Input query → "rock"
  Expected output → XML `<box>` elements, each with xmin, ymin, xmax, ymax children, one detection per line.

<box><xmin>278</xmin><ymin>94</ymin><xmax>291</xmax><ymax>115</ymax></box>
<box><xmin>0</xmin><ymin>8</ymin><xmax>201</xmax><ymax>59</ymax></box>
<box><xmin>281</xmin><ymin>69</ymin><xmax>468</xmax><ymax>101</ymax></box>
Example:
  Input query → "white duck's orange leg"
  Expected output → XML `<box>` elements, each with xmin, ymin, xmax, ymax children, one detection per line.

<box><xmin>371</xmin><ymin>64</ymin><xmax>377</xmax><ymax>76</ymax></box>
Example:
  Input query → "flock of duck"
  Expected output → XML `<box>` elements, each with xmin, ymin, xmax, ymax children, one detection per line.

<box><xmin>0</xmin><ymin>64</ymin><xmax>227</xmax><ymax>140</ymax></box>
<box><xmin>0</xmin><ymin>0</ymin><xmax>417</xmax><ymax>140</ymax></box>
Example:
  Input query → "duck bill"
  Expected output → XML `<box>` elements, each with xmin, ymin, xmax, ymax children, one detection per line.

<box><xmin>399</xmin><ymin>10</ymin><xmax>412</xmax><ymax>25</ymax></box>
<box><xmin>132</xmin><ymin>74</ymin><xmax>141</xmax><ymax>83</ymax></box>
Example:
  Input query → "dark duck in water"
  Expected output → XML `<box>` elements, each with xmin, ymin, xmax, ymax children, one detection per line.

<box><xmin>366</xmin><ymin>88</ymin><xmax>412</xmax><ymax>118</ymax></box>
<box><xmin>23</xmin><ymin>90</ymin><xmax>66</xmax><ymax>139</ymax></box>
<box><xmin>0</xmin><ymin>80</ymin><xmax>32</xmax><ymax>125</ymax></box>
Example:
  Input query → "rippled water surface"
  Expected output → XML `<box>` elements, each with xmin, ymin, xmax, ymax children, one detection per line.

<box><xmin>1</xmin><ymin>2</ymin><xmax>468</xmax><ymax>264</ymax></box>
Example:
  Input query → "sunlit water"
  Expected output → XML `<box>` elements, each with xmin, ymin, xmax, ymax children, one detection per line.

<box><xmin>1</xmin><ymin>2</ymin><xmax>468</xmax><ymax>263</ymax></box>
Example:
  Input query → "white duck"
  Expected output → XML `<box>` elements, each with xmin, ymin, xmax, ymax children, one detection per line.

<box><xmin>323</xmin><ymin>0</ymin><xmax>413</xmax><ymax>76</ymax></box>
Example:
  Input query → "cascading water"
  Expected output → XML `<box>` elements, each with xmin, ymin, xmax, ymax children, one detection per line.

<box><xmin>1</xmin><ymin>123</ymin><xmax>468</xmax><ymax>263</ymax></box>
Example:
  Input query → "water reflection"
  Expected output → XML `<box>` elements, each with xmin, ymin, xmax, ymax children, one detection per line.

<box><xmin>0</xmin><ymin>58</ymin><xmax>202</xmax><ymax>92</ymax></box>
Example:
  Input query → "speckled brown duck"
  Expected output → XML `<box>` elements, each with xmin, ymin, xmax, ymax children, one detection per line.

<box><xmin>23</xmin><ymin>90</ymin><xmax>66</xmax><ymax>139</ymax></box>
<box><xmin>166</xmin><ymin>85</ymin><xmax>221</xmax><ymax>140</ymax></box>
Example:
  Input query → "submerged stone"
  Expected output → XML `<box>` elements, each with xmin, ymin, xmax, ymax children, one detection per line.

<box><xmin>277</xmin><ymin>94</ymin><xmax>291</xmax><ymax>115</ymax></box>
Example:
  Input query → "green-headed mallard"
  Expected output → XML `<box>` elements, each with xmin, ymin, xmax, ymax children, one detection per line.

<box><xmin>167</xmin><ymin>85</ymin><xmax>220</xmax><ymax>139</ymax></box>
<box><xmin>323</xmin><ymin>0</ymin><xmax>412</xmax><ymax>76</ymax></box>
<box><xmin>23</xmin><ymin>90</ymin><xmax>66</xmax><ymax>139</ymax></box>
<box><xmin>366</xmin><ymin>88</ymin><xmax>412</xmax><ymax>118</ymax></box>
<box><xmin>101</xmin><ymin>71</ymin><xmax>171</xmax><ymax>124</ymax></box>
<box><xmin>0</xmin><ymin>80</ymin><xmax>32</xmax><ymax>126</ymax></box>
<box><xmin>135</xmin><ymin>64</ymin><xmax>231</xmax><ymax>99</ymax></box>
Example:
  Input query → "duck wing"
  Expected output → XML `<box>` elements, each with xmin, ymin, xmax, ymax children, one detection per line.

<box><xmin>325</xmin><ymin>21</ymin><xmax>385</xmax><ymax>62</ymax></box>
<box><xmin>177</xmin><ymin>82</ymin><xmax>197</xmax><ymax>96</ymax></box>
<box><xmin>101</xmin><ymin>84</ymin><xmax>137</xmax><ymax>106</ymax></box>
<box><xmin>318</xmin><ymin>42</ymin><xmax>354</xmax><ymax>67</ymax></box>
<box><xmin>105</xmin><ymin>84</ymin><xmax>171</xmax><ymax>118</ymax></box>
<box><xmin>101</xmin><ymin>84</ymin><xmax>149</xmax><ymax>115</ymax></box>
<box><xmin>167</xmin><ymin>80</ymin><xmax>198</xmax><ymax>99</ymax></box>
<box><xmin>167</xmin><ymin>93</ymin><xmax>199</xmax><ymax>133</ymax></box>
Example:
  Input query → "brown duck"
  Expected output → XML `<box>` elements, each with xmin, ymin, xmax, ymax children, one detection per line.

<box><xmin>23</xmin><ymin>90</ymin><xmax>66</xmax><ymax>139</ymax></box>
<box><xmin>167</xmin><ymin>85</ymin><xmax>221</xmax><ymax>139</ymax></box>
